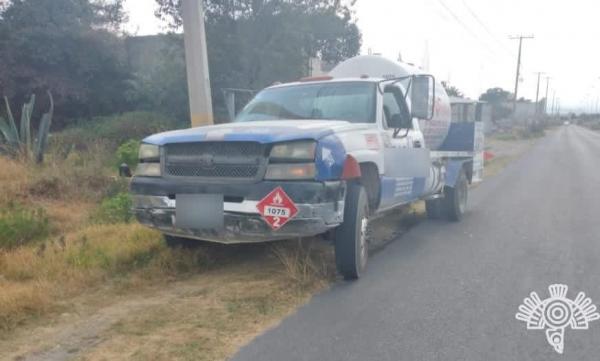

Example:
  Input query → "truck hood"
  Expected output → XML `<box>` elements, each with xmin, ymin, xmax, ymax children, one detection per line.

<box><xmin>143</xmin><ymin>120</ymin><xmax>370</xmax><ymax>145</ymax></box>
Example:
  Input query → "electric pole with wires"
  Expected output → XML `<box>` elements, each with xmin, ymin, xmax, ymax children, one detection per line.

<box><xmin>182</xmin><ymin>0</ymin><xmax>214</xmax><ymax>127</ymax></box>
<box><xmin>509</xmin><ymin>34</ymin><xmax>534</xmax><ymax>115</ymax></box>
<box><xmin>544</xmin><ymin>76</ymin><xmax>551</xmax><ymax>115</ymax></box>
<box><xmin>534</xmin><ymin>71</ymin><xmax>545</xmax><ymax>116</ymax></box>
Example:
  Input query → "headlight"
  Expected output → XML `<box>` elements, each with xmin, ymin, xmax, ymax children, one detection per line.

<box><xmin>265</xmin><ymin>163</ymin><xmax>316</xmax><ymax>180</ymax></box>
<box><xmin>138</xmin><ymin>143</ymin><xmax>160</xmax><ymax>161</ymax></box>
<box><xmin>136</xmin><ymin>143</ymin><xmax>161</xmax><ymax>176</ymax></box>
<box><xmin>135</xmin><ymin>163</ymin><xmax>162</xmax><ymax>177</ymax></box>
<box><xmin>269</xmin><ymin>141</ymin><xmax>316</xmax><ymax>162</ymax></box>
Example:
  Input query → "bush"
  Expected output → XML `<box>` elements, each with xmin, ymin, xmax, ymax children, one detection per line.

<box><xmin>0</xmin><ymin>204</ymin><xmax>50</xmax><ymax>249</ymax></box>
<box><xmin>51</xmin><ymin>111</ymin><xmax>182</xmax><ymax>155</ymax></box>
<box><xmin>116</xmin><ymin>139</ymin><xmax>141</xmax><ymax>169</ymax></box>
<box><xmin>93</xmin><ymin>193</ymin><xmax>133</xmax><ymax>224</ymax></box>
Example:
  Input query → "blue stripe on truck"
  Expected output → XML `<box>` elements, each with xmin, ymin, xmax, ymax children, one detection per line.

<box><xmin>315</xmin><ymin>135</ymin><xmax>346</xmax><ymax>181</ymax></box>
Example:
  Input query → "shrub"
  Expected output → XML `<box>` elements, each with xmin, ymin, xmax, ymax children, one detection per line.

<box><xmin>52</xmin><ymin>111</ymin><xmax>182</xmax><ymax>155</ymax></box>
<box><xmin>93</xmin><ymin>193</ymin><xmax>133</xmax><ymax>224</ymax></box>
<box><xmin>0</xmin><ymin>204</ymin><xmax>50</xmax><ymax>249</ymax></box>
<box><xmin>116</xmin><ymin>139</ymin><xmax>140</xmax><ymax>169</ymax></box>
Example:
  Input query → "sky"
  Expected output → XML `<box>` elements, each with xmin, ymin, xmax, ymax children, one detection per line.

<box><xmin>124</xmin><ymin>0</ymin><xmax>600</xmax><ymax>113</ymax></box>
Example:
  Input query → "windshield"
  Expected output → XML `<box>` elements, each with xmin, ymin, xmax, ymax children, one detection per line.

<box><xmin>235</xmin><ymin>82</ymin><xmax>376</xmax><ymax>123</ymax></box>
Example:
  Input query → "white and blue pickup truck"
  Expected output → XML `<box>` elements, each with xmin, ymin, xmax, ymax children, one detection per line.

<box><xmin>130</xmin><ymin>55</ymin><xmax>483</xmax><ymax>280</ymax></box>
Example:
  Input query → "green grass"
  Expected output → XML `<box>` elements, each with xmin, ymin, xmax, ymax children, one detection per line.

<box><xmin>93</xmin><ymin>192</ymin><xmax>134</xmax><ymax>224</ymax></box>
<box><xmin>0</xmin><ymin>204</ymin><xmax>50</xmax><ymax>249</ymax></box>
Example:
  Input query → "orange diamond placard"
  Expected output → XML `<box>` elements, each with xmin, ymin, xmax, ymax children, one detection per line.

<box><xmin>256</xmin><ymin>187</ymin><xmax>299</xmax><ymax>230</ymax></box>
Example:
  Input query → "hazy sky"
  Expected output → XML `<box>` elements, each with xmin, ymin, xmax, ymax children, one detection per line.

<box><xmin>124</xmin><ymin>0</ymin><xmax>600</xmax><ymax>112</ymax></box>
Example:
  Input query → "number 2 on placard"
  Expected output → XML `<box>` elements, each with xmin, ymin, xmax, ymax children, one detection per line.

<box><xmin>272</xmin><ymin>216</ymin><xmax>281</xmax><ymax>228</ymax></box>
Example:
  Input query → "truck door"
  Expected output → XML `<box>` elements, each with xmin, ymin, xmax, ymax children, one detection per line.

<box><xmin>379</xmin><ymin>85</ymin><xmax>430</xmax><ymax>209</ymax></box>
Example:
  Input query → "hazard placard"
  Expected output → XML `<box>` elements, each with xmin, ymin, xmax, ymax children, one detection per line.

<box><xmin>256</xmin><ymin>187</ymin><xmax>298</xmax><ymax>230</ymax></box>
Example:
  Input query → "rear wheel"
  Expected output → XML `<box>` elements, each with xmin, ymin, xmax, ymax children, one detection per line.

<box><xmin>334</xmin><ymin>183</ymin><xmax>369</xmax><ymax>280</ymax></box>
<box><xmin>443</xmin><ymin>169</ymin><xmax>468</xmax><ymax>222</ymax></box>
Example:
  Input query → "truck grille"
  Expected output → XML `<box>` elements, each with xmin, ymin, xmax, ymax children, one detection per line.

<box><xmin>164</xmin><ymin>142</ymin><xmax>266</xmax><ymax>180</ymax></box>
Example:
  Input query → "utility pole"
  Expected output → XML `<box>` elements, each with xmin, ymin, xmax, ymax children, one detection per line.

<box><xmin>509</xmin><ymin>35</ymin><xmax>534</xmax><ymax>115</ymax></box>
<box><xmin>182</xmin><ymin>0</ymin><xmax>214</xmax><ymax>127</ymax></box>
<box><xmin>534</xmin><ymin>72</ymin><xmax>544</xmax><ymax>116</ymax></box>
<box><xmin>544</xmin><ymin>76</ymin><xmax>551</xmax><ymax>115</ymax></box>
<box><xmin>551</xmin><ymin>91</ymin><xmax>556</xmax><ymax>116</ymax></box>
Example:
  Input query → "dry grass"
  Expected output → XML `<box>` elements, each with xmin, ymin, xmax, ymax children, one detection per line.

<box><xmin>271</xmin><ymin>238</ymin><xmax>336</xmax><ymax>289</ymax></box>
<box><xmin>0</xmin><ymin>224</ymin><xmax>169</xmax><ymax>332</ymax></box>
<box><xmin>69</xmin><ymin>246</ymin><xmax>328</xmax><ymax>361</ymax></box>
<box><xmin>0</xmin><ymin>157</ymin><xmax>30</xmax><ymax>206</ymax></box>
<box><xmin>0</xmin><ymin>280</ymin><xmax>53</xmax><ymax>329</ymax></box>
<box><xmin>28</xmin><ymin>141</ymin><xmax>117</xmax><ymax>201</ymax></box>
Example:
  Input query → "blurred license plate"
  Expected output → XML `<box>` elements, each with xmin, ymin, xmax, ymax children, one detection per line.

<box><xmin>175</xmin><ymin>194</ymin><xmax>224</xmax><ymax>230</ymax></box>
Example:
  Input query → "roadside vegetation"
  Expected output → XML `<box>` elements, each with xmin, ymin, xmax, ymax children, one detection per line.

<box><xmin>491</xmin><ymin>123</ymin><xmax>546</xmax><ymax>141</ymax></box>
<box><xmin>579</xmin><ymin>117</ymin><xmax>600</xmax><ymax>131</ymax></box>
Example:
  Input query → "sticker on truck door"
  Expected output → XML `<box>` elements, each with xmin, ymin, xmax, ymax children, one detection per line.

<box><xmin>256</xmin><ymin>187</ymin><xmax>298</xmax><ymax>230</ymax></box>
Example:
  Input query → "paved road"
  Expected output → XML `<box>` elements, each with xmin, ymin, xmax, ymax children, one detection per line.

<box><xmin>233</xmin><ymin>125</ymin><xmax>600</xmax><ymax>361</ymax></box>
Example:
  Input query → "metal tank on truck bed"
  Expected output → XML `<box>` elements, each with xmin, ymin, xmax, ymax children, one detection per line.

<box><xmin>127</xmin><ymin>55</ymin><xmax>483</xmax><ymax>280</ymax></box>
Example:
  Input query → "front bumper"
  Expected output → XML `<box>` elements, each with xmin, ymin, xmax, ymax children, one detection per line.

<box><xmin>130</xmin><ymin>178</ymin><xmax>345</xmax><ymax>244</ymax></box>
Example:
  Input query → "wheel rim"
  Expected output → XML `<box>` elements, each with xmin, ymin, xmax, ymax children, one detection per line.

<box><xmin>358</xmin><ymin>215</ymin><xmax>369</xmax><ymax>270</ymax></box>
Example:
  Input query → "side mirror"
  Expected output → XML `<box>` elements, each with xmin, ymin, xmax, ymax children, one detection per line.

<box><xmin>411</xmin><ymin>75</ymin><xmax>436</xmax><ymax>120</ymax></box>
<box><xmin>390</xmin><ymin>114</ymin><xmax>412</xmax><ymax>129</ymax></box>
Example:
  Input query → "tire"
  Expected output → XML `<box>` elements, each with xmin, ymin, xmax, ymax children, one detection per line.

<box><xmin>425</xmin><ymin>198</ymin><xmax>443</xmax><ymax>219</ymax></box>
<box><xmin>164</xmin><ymin>234</ymin><xmax>203</xmax><ymax>249</ymax></box>
<box><xmin>443</xmin><ymin>169</ymin><xmax>468</xmax><ymax>222</ymax></box>
<box><xmin>334</xmin><ymin>183</ymin><xmax>369</xmax><ymax>280</ymax></box>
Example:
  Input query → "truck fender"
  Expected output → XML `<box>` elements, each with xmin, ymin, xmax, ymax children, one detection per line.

<box><xmin>445</xmin><ymin>159</ymin><xmax>472</xmax><ymax>188</ymax></box>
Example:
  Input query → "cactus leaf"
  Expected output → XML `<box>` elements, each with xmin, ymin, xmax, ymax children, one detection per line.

<box><xmin>33</xmin><ymin>92</ymin><xmax>53</xmax><ymax>163</ymax></box>
<box><xmin>20</xmin><ymin>94</ymin><xmax>35</xmax><ymax>152</ymax></box>
<box><xmin>3</xmin><ymin>96</ymin><xmax>19</xmax><ymax>144</ymax></box>
<box><xmin>0</xmin><ymin>117</ymin><xmax>18</xmax><ymax>148</ymax></box>
<box><xmin>2</xmin><ymin>92</ymin><xmax>52</xmax><ymax>162</ymax></box>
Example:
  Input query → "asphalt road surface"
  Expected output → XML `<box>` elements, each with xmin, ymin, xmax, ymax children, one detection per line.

<box><xmin>233</xmin><ymin>125</ymin><xmax>600</xmax><ymax>361</ymax></box>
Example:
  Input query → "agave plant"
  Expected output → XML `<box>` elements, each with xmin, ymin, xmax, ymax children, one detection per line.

<box><xmin>0</xmin><ymin>91</ymin><xmax>53</xmax><ymax>163</ymax></box>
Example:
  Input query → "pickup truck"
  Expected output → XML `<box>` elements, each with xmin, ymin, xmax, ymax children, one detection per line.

<box><xmin>130</xmin><ymin>55</ymin><xmax>483</xmax><ymax>280</ymax></box>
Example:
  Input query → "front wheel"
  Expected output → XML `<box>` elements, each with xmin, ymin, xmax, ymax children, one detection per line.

<box><xmin>443</xmin><ymin>169</ymin><xmax>468</xmax><ymax>222</ymax></box>
<box><xmin>334</xmin><ymin>183</ymin><xmax>369</xmax><ymax>280</ymax></box>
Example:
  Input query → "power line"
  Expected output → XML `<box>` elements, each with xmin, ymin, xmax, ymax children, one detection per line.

<box><xmin>460</xmin><ymin>0</ymin><xmax>515</xmax><ymax>57</ymax></box>
<box><xmin>435</xmin><ymin>0</ymin><xmax>509</xmax><ymax>61</ymax></box>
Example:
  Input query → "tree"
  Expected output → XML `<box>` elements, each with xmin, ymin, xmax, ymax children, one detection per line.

<box><xmin>479</xmin><ymin>87</ymin><xmax>513</xmax><ymax>121</ymax></box>
<box><xmin>442</xmin><ymin>81</ymin><xmax>463</xmax><ymax>98</ymax></box>
<box><xmin>155</xmin><ymin>0</ymin><xmax>361</xmax><ymax>120</ymax></box>
<box><xmin>0</xmin><ymin>0</ymin><xmax>130</xmax><ymax>126</ymax></box>
<box><xmin>126</xmin><ymin>34</ymin><xmax>190</xmax><ymax>124</ymax></box>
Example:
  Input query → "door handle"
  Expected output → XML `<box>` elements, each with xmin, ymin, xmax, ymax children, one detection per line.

<box><xmin>413</xmin><ymin>140</ymin><xmax>422</xmax><ymax>148</ymax></box>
